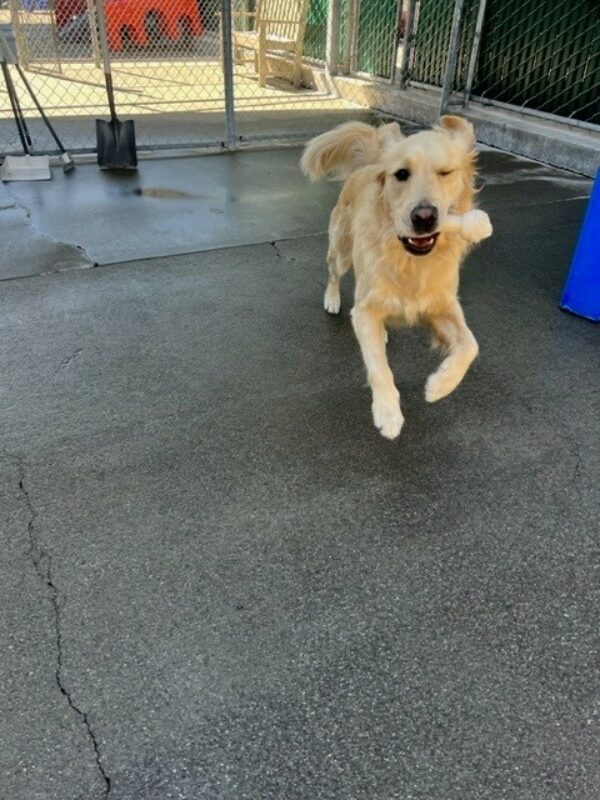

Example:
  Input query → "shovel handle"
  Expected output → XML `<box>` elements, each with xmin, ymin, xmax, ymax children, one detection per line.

<box><xmin>1</xmin><ymin>28</ymin><xmax>64</xmax><ymax>153</ymax></box>
<box><xmin>95</xmin><ymin>0</ymin><xmax>118</xmax><ymax>120</ymax></box>
<box><xmin>16</xmin><ymin>64</ymin><xmax>66</xmax><ymax>153</ymax></box>
<box><xmin>103</xmin><ymin>72</ymin><xmax>118</xmax><ymax>121</ymax></box>
<box><xmin>1</xmin><ymin>59</ymin><xmax>29</xmax><ymax>154</ymax></box>
<box><xmin>95</xmin><ymin>0</ymin><xmax>111</xmax><ymax>74</ymax></box>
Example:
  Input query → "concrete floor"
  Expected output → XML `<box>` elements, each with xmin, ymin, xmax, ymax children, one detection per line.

<box><xmin>1</xmin><ymin>145</ymin><xmax>599</xmax><ymax>800</ymax></box>
<box><xmin>0</xmin><ymin>147</ymin><xmax>346</xmax><ymax>273</ymax></box>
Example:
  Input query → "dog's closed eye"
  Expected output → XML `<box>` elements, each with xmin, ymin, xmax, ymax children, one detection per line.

<box><xmin>394</xmin><ymin>168</ymin><xmax>410</xmax><ymax>182</ymax></box>
<box><xmin>438</xmin><ymin>169</ymin><xmax>455</xmax><ymax>177</ymax></box>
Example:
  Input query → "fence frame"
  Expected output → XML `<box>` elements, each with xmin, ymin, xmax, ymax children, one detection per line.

<box><xmin>439</xmin><ymin>0</ymin><xmax>466</xmax><ymax>115</ymax></box>
<box><xmin>462</xmin><ymin>0</ymin><xmax>486</xmax><ymax>107</ymax></box>
<box><xmin>1</xmin><ymin>0</ymin><xmax>598</xmax><ymax>158</ymax></box>
<box><xmin>220</xmin><ymin>0</ymin><xmax>237</xmax><ymax>147</ymax></box>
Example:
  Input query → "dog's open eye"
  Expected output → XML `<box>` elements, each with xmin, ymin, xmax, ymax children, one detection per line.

<box><xmin>394</xmin><ymin>168</ymin><xmax>410</xmax><ymax>182</ymax></box>
<box><xmin>438</xmin><ymin>169</ymin><xmax>455</xmax><ymax>177</ymax></box>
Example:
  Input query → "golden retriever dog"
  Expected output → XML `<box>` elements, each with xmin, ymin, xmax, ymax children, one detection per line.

<box><xmin>301</xmin><ymin>116</ymin><xmax>484</xmax><ymax>440</ymax></box>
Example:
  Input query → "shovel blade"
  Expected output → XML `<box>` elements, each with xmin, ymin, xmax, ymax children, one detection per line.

<box><xmin>96</xmin><ymin>118</ymin><xmax>137</xmax><ymax>170</ymax></box>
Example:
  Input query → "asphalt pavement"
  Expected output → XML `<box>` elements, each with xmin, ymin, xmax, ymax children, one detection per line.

<box><xmin>0</xmin><ymin>145</ymin><xmax>598</xmax><ymax>800</ymax></box>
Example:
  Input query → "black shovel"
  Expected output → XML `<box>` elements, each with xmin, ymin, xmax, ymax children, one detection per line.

<box><xmin>95</xmin><ymin>0</ymin><xmax>137</xmax><ymax>169</ymax></box>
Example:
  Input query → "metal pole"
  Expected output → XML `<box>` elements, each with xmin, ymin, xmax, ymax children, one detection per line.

<box><xmin>463</xmin><ymin>0</ymin><xmax>487</xmax><ymax>107</ymax></box>
<box><xmin>0</xmin><ymin>33</ymin><xmax>33</xmax><ymax>150</ymax></box>
<box><xmin>398</xmin><ymin>0</ymin><xmax>417</xmax><ymax>89</ymax></box>
<box><xmin>439</xmin><ymin>0</ymin><xmax>466</xmax><ymax>116</ymax></box>
<box><xmin>349</xmin><ymin>0</ymin><xmax>361</xmax><ymax>73</ymax></box>
<box><xmin>326</xmin><ymin>0</ymin><xmax>341</xmax><ymax>76</ymax></box>
<box><xmin>0</xmin><ymin>28</ymin><xmax>58</xmax><ymax>150</ymax></box>
<box><xmin>48</xmin><ymin>2</ymin><xmax>63</xmax><ymax>75</ymax></box>
<box><xmin>86</xmin><ymin>0</ymin><xmax>102</xmax><ymax>68</ymax></box>
<box><xmin>342</xmin><ymin>0</ymin><xmax>359</xmax><ymax>74</ymax></box>
<box><xmin>96</xmin><ymin>0</ymin><xmax>117</xmax><ymax>119</ymax></box>
<box><xmin>220</xmin><ymin>0</ymin><xmax>236</xmax><ymax>148</ymax></box>
<box><xmin>388</xmin><ymin>0</ymin><xmax>403</xmax><ymax>84</ymax></box>
<box><xmin>9</xmin><ymin>0</ymin><xmax>29</xmax><ymax>69</ymax></box>
<box><xmin>0</xmin><ymin>57</ymin><xmax>29</xmax><ymax>152</ymax></box>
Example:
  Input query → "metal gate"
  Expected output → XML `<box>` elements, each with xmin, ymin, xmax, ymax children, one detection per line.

<box><xmin>0</xmin><ymin>0</ymin><xmax>403</xmax><ymax>156</ymax></box>
<box><xmin>403</xmin><ymin>0</ymin><xmax>599</xmax><ymax>126</ymax></box>
<box><xmin>2</xmin><ymin>0</ymin><xmax>230</xmax><ymax>152</ymax></box>
<box><xmin>1</xmin><ymin>0</ymin><xmax>597</xmax><ymax>158</ymax></box>
<box><xmin>472</xmin><ymin>0</ymin><xmax>599</xmax><ymax>125</ymax></box>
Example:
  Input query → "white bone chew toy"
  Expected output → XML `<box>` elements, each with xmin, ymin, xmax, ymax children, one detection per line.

<box><xmin>441</xmin><ymin>209</ymin><xmax>493</xmax><ymax>243</ymax></box>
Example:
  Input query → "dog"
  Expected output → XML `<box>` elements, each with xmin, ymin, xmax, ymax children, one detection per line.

<box><xmin>301</xmin><ymin>116</ymin><xmax>483</xmax><ymax>440</ymax></box>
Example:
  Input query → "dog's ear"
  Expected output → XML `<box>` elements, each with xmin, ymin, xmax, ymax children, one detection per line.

<box><xmin>439</xmin><ymin>115</ymin><xmax>475</xmax><ymax>148</ymax></box>
<box><xmin>377</xmin><ymin>121</ymin><xmax>404</xmax><ymax>151</ymax></box>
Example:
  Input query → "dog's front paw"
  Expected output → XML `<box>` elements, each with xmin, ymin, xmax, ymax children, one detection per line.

<box><xmin>425</xmin><ymin>364</ymin><xmax>462</xmax><ymax>403</ymax></box>
<box><xmin>372</xmin><ymin>395</ymin><xmax>404</xmax><ymax>439</ymax></box>
<box><xmin>324</xmin><ymin>284</ymin><xmax>341</xmax><ymax>314</ymax></box>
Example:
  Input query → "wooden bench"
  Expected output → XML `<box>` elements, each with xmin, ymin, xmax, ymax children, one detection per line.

<box><xmin>231</xmin><ymin>0</ymin><xmax>310</xmax><ymax>88</ymax></box>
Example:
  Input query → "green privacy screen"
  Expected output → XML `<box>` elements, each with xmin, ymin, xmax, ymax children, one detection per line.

<box><xmin>473</xmin><ymin>0</ymin><xmax>599</xmax><ymax>124</ymax></box>
<box><xmin>409</xmin><ymin>0</ymin><xmax>599</xmax><ymax>123</ymax></box>
<box><xmin>304</xmin><ymin>0</ymin><xmax>598</xmax><ymax>125</ymax></box>
<box><xmin>304</xmin><ymin>0</ymin><xmax>399</xmax><ymax>78</ymax></box>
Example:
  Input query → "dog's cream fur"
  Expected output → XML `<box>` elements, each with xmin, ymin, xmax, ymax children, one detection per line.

<box><xmin>301</xmin><ymin>116</ymin><xmax>483</xmax><ymax>440</ymax></box>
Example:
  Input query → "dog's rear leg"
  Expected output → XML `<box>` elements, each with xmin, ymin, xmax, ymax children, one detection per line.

<box><xmin>324</xmin><ymin>206</ymin><xmax>352</xmax><ymax>315</ymax></box>
<box><xmin>324</xmin><ymin>249</ymin><xmax>351</xmax><ymax>314</ymax></box>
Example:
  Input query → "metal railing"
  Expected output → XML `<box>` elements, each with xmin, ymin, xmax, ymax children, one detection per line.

<box><xmin>0</xmin><ymin>0</ymin><xmax>597</xmax><ymax>157</ymax></box>
<box><xmin>469</xmin><ymin>0</ymin><xmax>599</xmax><ymax>125</ymax></box>
<box><xmin>401</xmin><ymin>0</ymin><xmax>599</xmax><ymax>126</ymax></box>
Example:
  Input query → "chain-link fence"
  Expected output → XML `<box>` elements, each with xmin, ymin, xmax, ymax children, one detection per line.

<box><xmin>401</xmin><ymin>0</ymin><xmax>599</xmax><ymax>126</ymax></box>
<box><xmin>1</xmin><ymin>0</ymin><xmax>598</xmax><ymax>157</ymax></box>
<box><xmin>1</xmin><ymin>0</ymin><xmax>229</xmax><ymax>151</ymax></box>
<box><xmin>471</xmin><ymin>0</ymin><xmax>599</xmax><ymax>126</ymax></box>
<box><xmin>227</xmin><ymin>0</ymin><xmax>364</xmax><ymax>144</ymax></box>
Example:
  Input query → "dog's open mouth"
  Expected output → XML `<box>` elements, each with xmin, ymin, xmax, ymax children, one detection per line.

<box><xmin>400</xmin><ymin>232</ymin><xmax>439</xmax><ymax>256</ymax></box>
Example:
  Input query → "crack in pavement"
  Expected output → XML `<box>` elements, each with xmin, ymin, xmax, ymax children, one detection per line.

<box><xmin>0</xmin><ymin>192</ymin><xmax>95</xmax><ymax>280</ymax></box>
<box><xmin>270</xmin><ymin>239</ymin><xmax>328</xmax><ymax>293</ymax></box>
<box><xmin>17</xmin><ymin>460</ymin><xmax>112</xmax><ymax>800</ymax></box>
<box><xmin>57</xmin><ymin>349</ymin><xmax>83</xmax><ymax>371</ymax></box>
<box><xmin>4</xmin><ymin>194</ymin><xmax>33</xmax><ymax>222</ymax></box>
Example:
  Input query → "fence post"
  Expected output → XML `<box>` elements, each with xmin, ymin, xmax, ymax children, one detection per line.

<box><xmin>439</xmin><ymin>0</ymin><xmax>466</xmax><ymax>116</ymax></box>
<box><xmin>9</xmin><ymin>0</ymin><xmax>28</xmax><ymax>69</ymax></box>
<box><xmin>326</xmin><ymin>0</ymin><xmax>340</xmax><ymax>75</ymax></box>
<box><xmin>463</xmin><ymin>0</ymin><xmax>487</xmax><ymax>107</ymax></box>
<box><xmin>341</xmin><ymin>0</ymin><xmax>360</xmax><ymax>74</ymax></box>
<box><xmin>398</xmin><ymin>0</ymin><xmax>417</xmax><ymax>89</ymax></box>
<box><xmin>388</xmin><ymin>0</ymin><xmax>403</xmax><ymax>84</ymax></box>
<box><xmin>220</xmin><ymin>0</ymin><xmax>237</xmax><ymax>148</ymax></box>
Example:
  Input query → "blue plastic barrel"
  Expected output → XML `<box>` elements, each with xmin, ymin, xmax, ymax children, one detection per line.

<box><xmin>560</xmin><ymin>168</ymin><xmax>600</xmax><ymax>322</ymax></box>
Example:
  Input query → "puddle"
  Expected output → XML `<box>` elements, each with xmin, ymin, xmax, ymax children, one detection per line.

<box><xmin>130</xmin><ymin>187</ymin><xmax>199</xmax><ymax>199</ymax></box>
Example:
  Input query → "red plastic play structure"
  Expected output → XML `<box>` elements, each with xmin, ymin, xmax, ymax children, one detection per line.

<box><xmin>56</xmin><ymin>0</ymin><xmax>203</xmax><ymax>51</ymax></box>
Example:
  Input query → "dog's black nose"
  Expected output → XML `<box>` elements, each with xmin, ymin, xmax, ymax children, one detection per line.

<box><xmin>411</xmin><ymin>204</ymin><xmax>438</xmax><ymax>234</ymax></box>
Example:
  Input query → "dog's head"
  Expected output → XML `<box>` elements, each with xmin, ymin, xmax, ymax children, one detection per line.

<box><xmin>378</xmin><ymin>116</ymin><xmax>477</xmax><ymax>256</ymax></box>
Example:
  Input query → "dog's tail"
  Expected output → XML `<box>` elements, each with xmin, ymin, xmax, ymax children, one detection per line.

<box><xmin>300</xmin><ymin>121</ymin><xmax>401</xmax><ymax>182</ymax></box>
